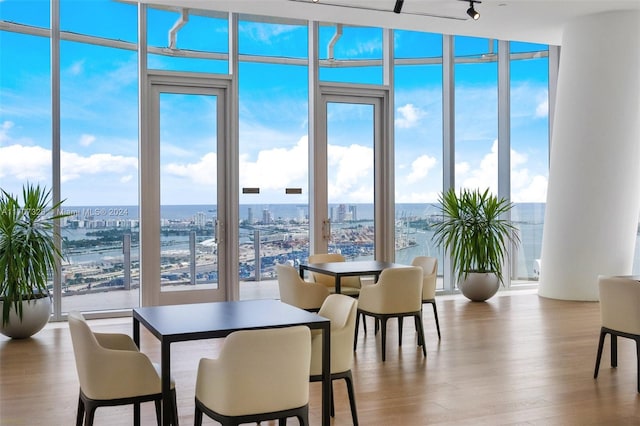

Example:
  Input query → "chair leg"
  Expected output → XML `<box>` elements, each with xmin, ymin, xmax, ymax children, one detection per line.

<box><xmin>343</xmin><ymin>371</ymin><xmax>359</xmax><ymax>426</ymax></box>
<box><xmin>330</xmin><ymin>380</ymin><xmax>335</xmax><ymax>418</ymax></box>
<box><xmin>194</xmin><ymin>404</ymin><xmax>203</xmax><ymax>426</ymax></box>
<box><xmin>134</xmin><ymin>401</ymin><xmax>141</xmax><ymax>426</ymax></box>
<box><xmin>155</xmin><ymin>399</ymin><xmax>162</xmax><ymax>425</ymax></box>
<box><xmin>362</xmin><ymin>312</ymin><xmax>367</xmax><ymax>334</ymax></box>
<box><xmin>398</xmin><ymin>316</ymin><xmax>404</xmax><ymax>347</ymax></box>
<box><xmin>278</xmin><ymin>418</ymin><xmax>287</xmax><ymax>426</ymax></box>
<box><xmin>415</xmin><ymin>314</ymin><xmax>427</xmax><ymax>357</ymax></box>
<box><xmin>84</xmin><ymin>402</ymin><xmax>97</xmax><ymax>426</ymax></box>
<box><xmin>414</xmin><ymin>315</ymin><xmax>424</xmax><ymax>347</ymax></box>
<box><xmin>380</xmin><ymin>317</ymin><xmax>388</xmax><ymax>362</ymax></box>
<box><xmin>76</xmin><ymin>394</ymin><xmax>85</xmax><ymax>426</ymax></box>
<box><xmin>298</xmin><ymin>405</ymin><xmax>309</xmax><ymax>426</ymax></box>
<box><xmin>171</xmin><ymin>389</ymin><xmax>179</xmax><ymax>425</ymax></box>
<box><xmin>354</xmin><ymin>311</ymin><xmax>361</xmax><ymax>351</ymax></box>
<box><xmin>594</xmin><ymin>329</ymin><xmax>606</xmax><ymax>378</ymax></box>
<box><xmin>431</xmin><ymin>301</ymin><xmax>441</xmax><ymax>340</ymax></box>
<box><xmin>611</xmin><ymin>334</ymin><xmax>618</xmax><ymax>368</ymax></box>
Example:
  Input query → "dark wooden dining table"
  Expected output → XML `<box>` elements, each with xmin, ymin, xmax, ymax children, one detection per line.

<box><xmin>299</xmin><ymin>259</ymin><xmax>412</xmax><ymax>293</ymax></box>
<box><xmin>133</xmin><ymin>299</ymin><xmax>331</xmax><ymax>426</ymax></box>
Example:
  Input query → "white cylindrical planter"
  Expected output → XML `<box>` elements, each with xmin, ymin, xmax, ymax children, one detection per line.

<box><xmin>539</xmin><ymin>11</ymin><xmax>640</xmax><ymax>301</ymax></box>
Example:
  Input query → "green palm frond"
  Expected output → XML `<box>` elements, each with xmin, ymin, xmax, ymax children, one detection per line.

<box><xmin>0</xmin><ymin>183</ymin><xmax>69</xmax><ymax>325</ymax></box>
<box><xmin>431</xmin><ymin>188</ymin><xmax>520</xmax><ymax>286</ymax></box>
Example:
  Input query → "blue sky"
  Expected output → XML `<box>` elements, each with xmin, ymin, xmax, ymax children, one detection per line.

<box><xmin>0</xmin><ymin>0</ymin><xmax>549</xmax><ymax>207</ymax></box>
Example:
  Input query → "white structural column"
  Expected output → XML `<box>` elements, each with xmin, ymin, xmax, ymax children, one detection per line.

<box><xmin>539</xmin><ymin>11</ymin><xmax>640</xmax><ymax>301</ymax></box>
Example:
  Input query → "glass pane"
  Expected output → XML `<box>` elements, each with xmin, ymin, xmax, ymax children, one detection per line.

<box><xmin>0</xmin><ymin>0</ymin><xmax>50</xmax><ymax>28</ymax></box>
<box><xmin>327</xmin><ymin>102</ymin><xmax>374</xmax><ymax>260</ymax></box>
<box><xmin>510</xmin><ymin>45</ymin><xmax>549</xmax><ymax>283</ymax></box>
<box><xmin>61</xmin><ymin>0</ymin><xmax>136</xmax><ymax>42</ymax></box>
<box><xmin>395</xmin><ymin>30</ymin><xmax>442</xmax><ymax>59</ymax></box>
<box><xmin>238</xmin><ymin>61</ymin><xmax>309</xmax><ymax>300</ymax></box>
<box><xmin>0</xmin><ymin>31</ymin><xmax>52</xmax><ymax>195</ymax></box>
<box><xmin>393</xmin><ymin>38</ymin><xmax>444</xmax><ymax>289</ymax></box>
<box><xmin>239</xmin><ymin>19</ymin><xmax>307</xmax><ymax>58</ymax></box>
<box><xmin>59</xmin><ymin>40</ymin><xmax>139</xmax><ymax>313</ymax></box>
<box><xmin>319</xmin><ymin>25</ymin><xmax>382</xmax><ymax>85</ymax></box>
<box><xmin>160</xmin><ymin>93</ymin><xmax>218</xmax><ymax>292</ymax></box>
<box><xmin>454</xmin><ymin>36</ymin><xmax>498</xmax><ymax>193</ymax></box>
<box><xmin>147</xmin><ymin>7</ymin><xmax>228</xmax><ymax>73</ymax></box>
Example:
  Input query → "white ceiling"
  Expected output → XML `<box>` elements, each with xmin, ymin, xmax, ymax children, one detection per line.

<box><xmin>140</xmin><ymin>0</ymin><xmax>640</xmax><ymax>45</ymax></box>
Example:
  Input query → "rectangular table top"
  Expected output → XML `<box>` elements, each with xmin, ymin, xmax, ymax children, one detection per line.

<box><xmin>133</xmin><ymin>299</ymin><xmax>329</xmax><ymax>343</ymax></box>
<box><xmin>300</xmin><ymin>260</ymin><xmax>411</xmax><ymax>276</ymax></box>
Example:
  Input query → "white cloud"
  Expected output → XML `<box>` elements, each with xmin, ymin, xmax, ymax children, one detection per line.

<box><xmin>328</xmin><ymin>143</ymin><xmax>373</xmax><ymax>202</ymax></box>
<box><xmin>239</xmin><ymin>22</ymin><xmax>299</xmax><ymax>44</ymax></box>
<box><xmin>455</xmin><ymin>140</ymin><xmax>547</xmax><ymax>202</ymax></box>
<box><xmin>69</xmin><ymin>60</ymin><xmax>84</xmax><ymax>76</ymax></box>
<box><xmin>406</xmin><ymin>155</ymin><xmax>437</xmax><ymax>183</ymax></box>
<box><xmin>0</xmin><ymin>144</ymin><xmax>51</xmax><ymax>181</ymax></box>
<box><xmin>79</xmin><ymin>134</ymin><xmax>96</xmax><ymax>147</ymax></box>
<box><xmin>239</xmin><ymin>136</ymin><xmax>308</xmax><ymax>190</ymax></box>
<box><xmin>345</xmin><ymin>39</ymin><xmax>380</xmax><ymax>56</ymax></box>
<box><xmin>60</xmin><ymin>151</ymin><xmax>138</xmax><ymax>182</ymax></box>
<box><xmin>535</xmin><ymin>99</ymin><xmax>549</xmax><ymax>118</ymax></box>
<box><xmin>396</xmin><ymin>104</ymin><xmax>425</xmax><ymax>129</ymax></box>
<box><xmin>164</xmin><ymin>152</ymin><xmax>217</xmax><ymax>185</ymax></box>
<box><xmin>0</xmin><ymin>120</ymin><xmax>14</xmax><ymax>143</ymax></box>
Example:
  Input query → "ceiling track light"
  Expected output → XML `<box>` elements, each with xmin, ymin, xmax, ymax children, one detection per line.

<box><xmin>393</xmin><ymin>0</ymin><xmax>404</xmax><ymax>14</ymax></box>
<box><xmin>466</xmin><ymin>0</ymin><xmax>481</xmax><ymax>20</ymax></box>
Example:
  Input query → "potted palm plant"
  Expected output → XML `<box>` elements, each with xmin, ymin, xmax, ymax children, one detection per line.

<box><xmin>0</xmin><ymin>183</ymin><xmax>68</xmax><ymax>338</ymax></box>
<box><xmin>431</xmin><ymin>188</ymin><xmax>520</xmax><ymax>301</ymax></box>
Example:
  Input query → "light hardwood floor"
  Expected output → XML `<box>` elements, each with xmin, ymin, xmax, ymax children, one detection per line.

<box><xmin>1</xmin><ymin>291</ymin><xmax>639</xmax><ymax>425</ymax></box>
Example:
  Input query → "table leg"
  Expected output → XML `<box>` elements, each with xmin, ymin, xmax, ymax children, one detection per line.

<box><xmin>336</xmin><ymin>276</ymin><xmax>342</xmax><ymax>294</ymax></box>
<box><xmin>321</xmin><ymin>323</ymin><xmax>331</xmax><ymax>426</ymax></box>
<box><xmin>161</xmin><ymin>341</ymin><xmax>172</xmax><ymax>426</ymax></box>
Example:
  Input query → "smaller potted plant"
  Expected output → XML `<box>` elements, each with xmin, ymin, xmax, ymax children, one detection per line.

<box><xmin>0</xmin><ymin>183</ymin><xmax>68</xmax><ymax>338</ymax></box>
<box><xmin>431</xmin><ymin>188</ymin><xmax>520</xmax><ymax>301</ymax></box>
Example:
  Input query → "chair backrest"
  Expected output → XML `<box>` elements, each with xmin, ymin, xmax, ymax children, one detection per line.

<box><xmin>359</xmin><ymin>266</ymin><xmax>423</xmax><ymax>314</ymax></box>
<box><xmin>411</xmin><ymin>256</ymin><xmax>438</xmax><ymax>300</ymax></box>
<box><xmin>308</xmin><ymin>253</ymin><xmax>361</xmax><ymax>289</ymax></box>
<box><xmin>68</xmin><ymin>311</ymin><xmax>160</xmax><ymax>399</ymax></box>
<box><xmin>276</xmin><ymin>264</ymin><xmax>329</xmax><ymax>310</ymax></box>
<box><xmin>68</xmin><ymin>311</ymin><xmax>104</xmax><ymax>396</ymax></box>
<box><xmin>196</xmin><ymin>326</ymin><xmax>311</xmax><ymax>417</ymax></box>
<box><xmin>598</xmin><ymin>276</ymin><xmax>640</xmax><ymax>335</ymax></box>
<box><xmin>310</xmin><ymin>294</ymin><xmax>358</xmax><ymax>375</ymax></box>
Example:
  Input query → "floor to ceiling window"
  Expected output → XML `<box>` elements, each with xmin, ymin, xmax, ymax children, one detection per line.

<box><xmin>454</xmin><ymin>36</ymin><xmax>499</xmax><ymax>194</ymax></box>
<box><xmin>0</xmin><ymin>1</ymin><xmax>554</xmax><ymax>316</ymax></box>
<box><xmin>509</xmin><ymin>42</ymin><xmax>549</xmax><ymax>284</ymax></box>
<box><xmin>393</xmin><ymin>30</ymin><xmax>444</xmax><ymax>288</ymax></box>
<box><xmin>57</xmin><ymin>1</ymin><xmax>138</xmax><ymax>313</ymax></box>
<box><xmin>238</xmin><ymin>18</ymin><xmax>309</xmax><ymax>299</ymax></box>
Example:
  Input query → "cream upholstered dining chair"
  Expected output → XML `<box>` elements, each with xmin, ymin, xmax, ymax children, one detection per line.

<box><xmin>354</xmin><ymin>266</ymin><xmax>426</xmax><ymax>361</ymax></box>
<box><xmin>309</xmin><ymin>294</ymin><xmax>359</xmax><ymax>426</ymax></box>
<box><xmin>594</xmin><ymin>276</ymin><xmax>640</xmax><ymax>393</ymax></box>
<box><xmin>308</xmin><ymin>253</ymin><xmax>362</xmax><ymax>297</ymax></box>
<box><xmin>194</xmin><ymin>326</ymin><xmax>312</xmax><ymax>426</ymax></box>
<box><xmin>68</xmin><ymin>311</ymin><xmax>178</xmax><ymax>426</ymax></box>
<box><xmin>276</xmin><ymin>263</ymin><xmax>330</xmax><ymax>312</ymax></box>
<box><xmin>411</xmin><ymin>256</ymin><xmax>441</xmax><ymax>339</ymax></box>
